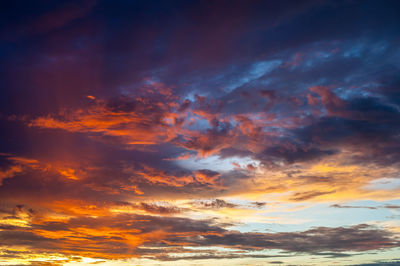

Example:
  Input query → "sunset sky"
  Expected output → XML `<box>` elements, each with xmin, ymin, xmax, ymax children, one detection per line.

<box><xmin>1</xmin><ymin>1</ymin><xmax>400</xmax><ymax>265</ymax></box>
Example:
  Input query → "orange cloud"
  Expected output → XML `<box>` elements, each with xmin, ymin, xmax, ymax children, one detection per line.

<box><xmin>28</xmin><ymin>94</ymin><xmax>183</xmax><ymax>148</ymax></box>
<box><xmin>0</xmin><ymin>154</ymin><xmax>40</xmax><ymax>185</ymax></box>
<box><xmin>135</xmin><ymin>165</ymin><xmax>222</xmax><ymax>188</ymax></box>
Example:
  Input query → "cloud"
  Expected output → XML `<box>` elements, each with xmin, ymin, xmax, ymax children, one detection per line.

<box><xmin>138</xmin><ymin>202</ymin><xmax>183</xmax><ymax>215</ymax></box>
<box><xmin>290</xmin><ymin>190</ymin><xmax>336</xmax><ymax>202</ymax></box>
<box><xmin>175</xmin><ymin>224</ymin><xmax>400</xmax><ymax>253</ymax></box>
<box><xmin>331</xmin><ymin>204</ymin><xmax>377</xmax><ymax>210</ymax></box>
<box><xmin>28</xmin><ymin>92</ymin><xmax>182</xmax><ymax>147</ymax></box>
<box><xmin>331</xmin><ymin>204</ymin><xmax>400</xmax><ymax>210</ymax></box>
<box><xmin>191</xmin><ymin>199</ymin><xmax>238</xmax><ymax>209</ymax></box>
<box><xmin>0</xmin><ymin>154</ymin><xmax>40</xmax><ymax>185</ymax></box>
<box><xmin>1</xmin><ymin>206</ymin><xmax>399</xmax><ymax>262</ymax></box>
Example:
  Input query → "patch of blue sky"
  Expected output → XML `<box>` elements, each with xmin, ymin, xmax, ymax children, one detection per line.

<box><xmin>382</xmin><ymin>199</ymin><xmax>400</xmax><ymax>206</ymax></box>
<box><xmin>232</xmin><ymin>200</ymin><xmax>397</xmax><ymax>233</ymax></box>
<box><xmin>279</xmin><ymin>203</ymin><xmax>391</xmax><ymax>230</ymax></box>
<box><xmin>184</xmin><ymin>112</ymin><xmax>211</xmax><ymax>131</ymax></box>
<box><xmin>365</xmin><ymin>177</ymin><xmax>400</xmax><ymax>191</ymax></box>
<box><xmin>231</xmin><ymin>222</ymin><xmax>291</xmax><ymax>233</ymax></box>
<box><xmin>182</xmin><ymin>89</ymin><xmax>200</xmax><ymax>102</ymax></box>
<box><xmin>175</xmin><ymin>155</ymin><xmax>258</xmax><ymax>173</ymax></box>
<box><xmin>183</xmin><ymin>246</ymin><xmax>241</xmax><ymax>252</ymax></box>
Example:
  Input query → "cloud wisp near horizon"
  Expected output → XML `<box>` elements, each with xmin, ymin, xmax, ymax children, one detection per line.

<box><xmin>1</xmin><ymin>0</ymin><xmax>400</xmax><ymax>265</ymax></box>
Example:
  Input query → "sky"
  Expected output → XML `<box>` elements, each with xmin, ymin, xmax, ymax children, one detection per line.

<box><xmin>1</xmin><ymin>0</ymin><xmax>400</xmax><ymax>265</ymax></box>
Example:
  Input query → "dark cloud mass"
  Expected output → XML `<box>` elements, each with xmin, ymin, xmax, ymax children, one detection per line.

<box><xmin>1</xmin><ymin>0</ymin><xmax>400</xmax><ymax>265</ymax></box>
